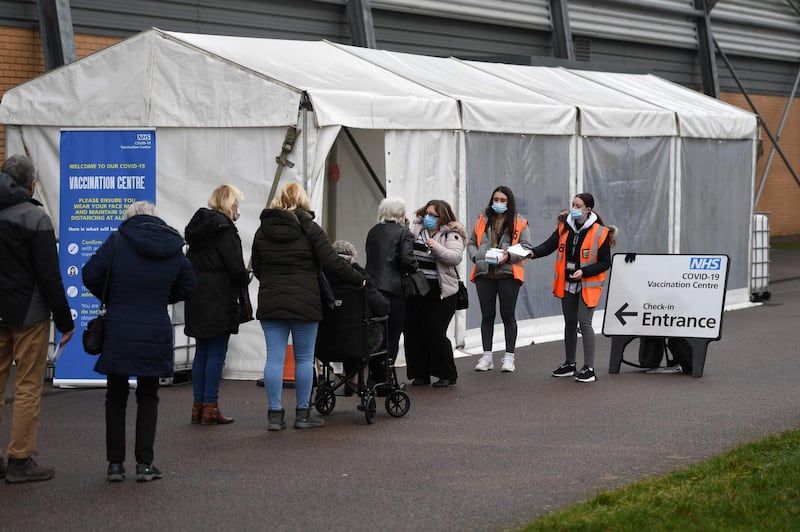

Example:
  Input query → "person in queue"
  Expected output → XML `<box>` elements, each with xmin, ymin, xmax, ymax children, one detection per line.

<box><xmin>403</xmin><ymin>199</ymin><xmax>467</xmax><ymax>388</ymax></box>
<box><xmin>184</xmin><ymin>184</ymin><xmax>251</xmax><ymax>425</ymax></box>
<box><xmin>468</xmin><ymin>186</ymin><xmax>533</xmax><ymax>373</ymax></box>
<box><xmin>252</xmin><ymin>182</ymin><xmax>365</xmax><ymax>431</ymax></box>
<box><xmin>0</xmin><ymin>154</ymin><xmax>75</xmax><ymax>483</ymax></box>
<box><xmin>530</xmin><ymin>193</ymin><xmax>616</xmax><ymax>383</ymax></box>
<box><xmin>83</xmin><ymin>201</ymin><xmax>197</xmax><ymax>481</ymax></box>
<box><xmin>329</xmin><ymin>239</ymin><xmax>390</xmax><ymax>396</ymax></box>
<box><xmin>364</xmin><ymin>198</ymin><xmax>418</xmax><ymax>395</ymax></box>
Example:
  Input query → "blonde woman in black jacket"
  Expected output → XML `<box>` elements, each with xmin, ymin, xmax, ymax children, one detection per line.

<box><xmin>252</xmin><ymin>183</ymin><xmax>365</xmax><ymax>431</ymax></box>
<box><xmin>184</xmin><ymin>184</ymin><xmax>250</xmax><ymax>425</ymax></box>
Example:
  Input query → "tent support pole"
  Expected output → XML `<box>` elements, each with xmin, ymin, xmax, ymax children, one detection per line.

<box><xmin>342</xmin><ymin>126</ymin><xmax>385</xmax><ymax>197</ymax></box>
<box><xmin>713</xmin><ymin>36</ymin><xmax>800</xmax><ymax>190</ymax></box>
<box><xmin>754</xmin><ymin>64</ymin><xmax>800</xmax><ymax>207</ymax></box>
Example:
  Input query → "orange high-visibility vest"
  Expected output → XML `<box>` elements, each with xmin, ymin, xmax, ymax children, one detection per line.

<box><xmin>470</xmin><ymin>214</ymin><xmax>528</xmax><ymax>283</ymax></box>
<box><xmin>553</xmin><ymin>221</ymin><xmax>609</xmax><ymax>307</ymax></box>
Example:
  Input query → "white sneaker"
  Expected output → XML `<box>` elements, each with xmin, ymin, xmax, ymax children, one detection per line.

<box><xmin>474</xmin><ymin>354</ymin><xmax>493</xmax><ymax>371</ymax></box>
<box><xmin>501</xmin><ymin>354</ymin><xmax>515</xmax><ymax>372</ymax></box>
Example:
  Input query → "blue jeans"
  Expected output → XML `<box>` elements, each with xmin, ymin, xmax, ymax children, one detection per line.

<box><xmin>261</xmin><ymin>319</ymin><xmax>319</xmax><ymax>410</ymax></box>
<box><xmin>192</xmin><ymin>333</ymin><xmax>231</xmax><ymax>403</ymax></box>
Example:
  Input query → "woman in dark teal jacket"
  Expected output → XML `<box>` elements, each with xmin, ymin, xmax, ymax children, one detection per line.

<box><xmin>83</xmin><ymin>201</ymin><xmax>196</xmax><ymax>482</ymax></box>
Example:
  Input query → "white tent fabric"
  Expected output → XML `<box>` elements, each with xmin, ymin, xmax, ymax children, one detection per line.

<box><xmin>331</xmin><ymin>43</ymin><xmax>577</xmax><ymax>135</ymax></box>
<box><xmin>464</xmin><ymin>62</ymin><xmax>678</xmax><ymax>137</ymax></box>
<box><xmin>0</xmin><ymin>28</ymin><xmax>759</xmax><ymax>379</ymax></box>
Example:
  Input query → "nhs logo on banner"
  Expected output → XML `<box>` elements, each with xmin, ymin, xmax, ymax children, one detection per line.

<box><xmin>689</xmin><ymin>257</ymin><xmax>722</xmax><ymax>270</ymax></box>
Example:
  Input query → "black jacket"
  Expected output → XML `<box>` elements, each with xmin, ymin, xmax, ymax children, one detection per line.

<box><xmin>252</xmin><ymin>208</ymin><xmax>364</xmax><ymax>322</ymax></box>
<box><xmin>83</xmin><ymin>215</ymin><xmax>197</xmax><ymax>377</ymax></box>
<box><xmin>364</xmin><ymin>221</ymin><xmax>418</xmax><ymax>297</ymax></box>
<box><xmin>0</xmin><ymin>171</ymin><xmax>73</xmax><ymax>332</ymax></box>
<box><xmin>184</xmin><ymin>208</ymin><xmax>250</xmax><ymax>339</ymax></box>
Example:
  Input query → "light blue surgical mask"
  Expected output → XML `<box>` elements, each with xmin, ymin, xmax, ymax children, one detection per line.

<box><xmin>570</xmin><ymin>208</ymin><xmax>584</xmax><ymax>220</ymax></box>
<box><xmin>491</xmin><ymin>202</ymin><xmax>508</xmax><ymax>214</ymax></box>
<box><xmin>423</xmin><ymin>214</ymin><xmax>439</xmax><ymax>230</ymax></box>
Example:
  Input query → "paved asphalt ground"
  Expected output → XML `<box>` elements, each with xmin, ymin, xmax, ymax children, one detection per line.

<box><xmin>3</xmin><ymin>242</ymin><xmax>799</xmax><ymax>531</ymax></box>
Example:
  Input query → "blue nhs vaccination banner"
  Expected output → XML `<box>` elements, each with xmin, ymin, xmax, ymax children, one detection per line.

<box><xmin>56</xmin><ymin>130</ymin><xmax>156</xmax><ymax>386</ymax></box>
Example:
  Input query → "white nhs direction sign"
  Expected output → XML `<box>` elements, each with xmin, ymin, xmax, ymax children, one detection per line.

<box><xmin>602</xmin><ymin>254</ymin><xmax>729</xmax><ymax>339</ymax></box>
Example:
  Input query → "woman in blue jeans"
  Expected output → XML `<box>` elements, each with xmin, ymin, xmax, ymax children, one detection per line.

<box><xmin>185</xmin><ymin>184</ymin><xmax>250</xmax><ymax>425</ymax></box>
<box><xmin>251</xmin><ymin>183</ymin><xmax>365</xmax><ymax>431</ymax></box>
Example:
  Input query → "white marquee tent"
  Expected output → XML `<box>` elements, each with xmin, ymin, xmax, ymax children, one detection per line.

<box><xmin>0</xmin><ymin>28</ymin><xmax>757</xmax><ymax>379</ymax></box>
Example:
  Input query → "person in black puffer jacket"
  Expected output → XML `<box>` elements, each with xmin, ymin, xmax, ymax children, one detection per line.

<box><xmin>252</xmin><ymin>183</ymin><xmax>365</xmax><ymax>431</ymax></box>
<box><xmin>184</xmin><ymin>184</ymin><xmax>250</xmax><ymax>426</ymax></box>
<box><xmin>83</xmin><ymin>201</ymin><xmax>196</xmax><ymax>482</ymax></box>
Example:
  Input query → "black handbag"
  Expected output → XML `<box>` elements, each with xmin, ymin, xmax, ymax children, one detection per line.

<box><xmin>83</xmin><ymin>233</ymin><xmax>118</xmax><ymax>355</ymax></box>
<box><xmin>401</xmin><ymin>271</ymin><xmax>430</xmax><ymax>297</ymax></box>
<box><xmin>454</xmin><ymin>268</ymin><xmax>469</xmax><ymax>310</ymax></box>
<box><xmin>238</xmin><ymin>283</ymin><xmax>254</xmax><ymax>323</ymax></box>
<box><xmin>318</xmin><ymin>271</ymin><xmax>336</xmax><ymax>310</ymax></box>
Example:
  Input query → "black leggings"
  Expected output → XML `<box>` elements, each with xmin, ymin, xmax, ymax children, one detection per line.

<box><xmin>475</xmin><ymin>276</ymin><xmax>522</xmax><ymax>353</ymax></box>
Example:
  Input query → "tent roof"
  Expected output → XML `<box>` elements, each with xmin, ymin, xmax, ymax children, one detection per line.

<box><xmin>330</xmin><ymin>43</ymin><xmax>577</xmax><ymax>135</ymax></box>
<box><xmin>571</xmin><ymin>71</ymin><xmax>757</xmax><ymax>139</ymax></box>
<box><xmin>0</xmin><ymin>28</ymin><xmax>756</xmax><ymax>139</ymax></box>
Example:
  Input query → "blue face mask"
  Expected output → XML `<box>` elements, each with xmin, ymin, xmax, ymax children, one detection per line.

<box><xmin>423</xmin><ymin>214</ymin><xmax>438</xmax><ymax>230</ymax></box>
<box><xmin>570</xmin><ymin>208</ymin><xmax>584</xmax><ymax>220</ymax></box>
<box><xmin>491</xmin><ymin>202</ymin><xmax>508</xmax><ymax>214</ymax></box>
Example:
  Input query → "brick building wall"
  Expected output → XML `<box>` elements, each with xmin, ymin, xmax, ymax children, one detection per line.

<box><xmin>0</xmin><ymin>27</ymin><xmax>120</xmax><ymax>163</ymax></box>
<box><xmin>2</xmin><ymin>26</ymin><xmax>799</xmax><ymax>236</ymax></box>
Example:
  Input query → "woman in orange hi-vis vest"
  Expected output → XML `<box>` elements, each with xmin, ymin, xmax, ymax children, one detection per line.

<box><xmin>531</xmin><ymin>193</ymin><xmax>617</xmax><ymax>383</ymax></box>
<box><xmin>467</xmin><ymin>186</ymin><xmax>533</xmax><ymax>373</ymax></box>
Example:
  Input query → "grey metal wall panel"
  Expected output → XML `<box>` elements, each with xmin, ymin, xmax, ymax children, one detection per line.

<box><xmin>2</xmin><ymin>0</ymin><xmax>798</xmax><ymax>97</ymax></box>
<box><xmin>371</xmin><ymin>8</ymin><xmax>553</xmax><ymax>58</ymax></box>
<box><xmin>712</xmin><ymin>0</ymin><xmax>800</xmax><ymax>62</ymax></box>
<box><xmin>569</xmin><ymin>0</ymin><xmax>698</xmax><ymax>49</ymax></box>
<box><xmin>367</xmin><ymin>0</ymin><xmax>551</xmax><ymax>31</ymax></box>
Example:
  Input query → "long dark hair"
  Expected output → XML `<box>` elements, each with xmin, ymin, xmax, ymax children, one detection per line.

<box><xmin>484</xmin><ymin>185</ymin><xmax>517</xmax><ymax>238</ymax></box>
<box><xmin>416</xmin><ymin>199</ymin><xmax>457</xmax><ymax>225</ymax></box>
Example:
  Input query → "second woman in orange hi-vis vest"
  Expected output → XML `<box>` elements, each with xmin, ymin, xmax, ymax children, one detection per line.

<box><xmin>531</xmin><ymin>192</ymin><xmax>617</xmax><ymax>383</ymax></box>
<box><xmin>467</xmin><ymin>186</ymin><xmax>533</xmax><ymax>373</ymax></box>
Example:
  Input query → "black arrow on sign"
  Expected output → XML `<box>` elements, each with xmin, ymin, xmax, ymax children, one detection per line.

<box><xmin>614</xmin><ymin>302</ymin><xmax>638</xmax><ymax>326</ymax></box>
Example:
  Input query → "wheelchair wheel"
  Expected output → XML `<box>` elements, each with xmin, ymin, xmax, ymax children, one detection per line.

<box><xmin>385</xmin><ymin>390</ymin><xmax>410</xmax><ymax>417</ymax></box>
<box><xmin>364</xmin><ymin>393</ymin><xmax>377</xmax><ymax>424</ymax></box>
<box><xmin>314</xmin><ymin>382</ymin><xmax>336</xmax><ymax>415</ymax></box>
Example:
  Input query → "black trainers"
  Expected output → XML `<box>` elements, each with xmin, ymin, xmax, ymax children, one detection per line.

<box><xmin>135</xmin><ymin>463</ymin><xmax>163</xmax><ymax>482</ymax></box>
<box><xmin>575</xmin><ymin>366</ymin><xmax>597</xmax><ymax>383</ymax></box>
<box><xmin>5</xmin><ymin>457</ymin><xmax>55</xmax><ymax>484</ymax></box>
<box><xmin>107</xmin><ymin>462</ymin><xmax>125</xmax><ymax>482</ymax></box>
<box><xmin>552</xmin><ymin>362</ymin><xmax>577</xmax><ymax>377</ymax></box>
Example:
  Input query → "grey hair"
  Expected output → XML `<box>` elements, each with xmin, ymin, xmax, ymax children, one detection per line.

<box><xmin>1</xmin><ymin>154</ymin><xmax>37</xmax><ymax>189</ymax></box>
<box><xmin>125</xmin><ymin>200</ymin><xmax>158</xmax><ymax>219</ymax></box>
<box><xmin>376</xmin><ymin>197</ymin><xmax>406</xmax><ymax>223</ymax></box>
<box><xmin>331</xmin><ymin>239</ymin><xmax>357</xmax><ymax>263</ymax></box>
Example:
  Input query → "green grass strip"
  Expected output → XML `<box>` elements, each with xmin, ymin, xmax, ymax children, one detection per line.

<box><xmin>521</xmin><ymin>429</ymin><xmax>800</xmax><ymax>531</ymax></box>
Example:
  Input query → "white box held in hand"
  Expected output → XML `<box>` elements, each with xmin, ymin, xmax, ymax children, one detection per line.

<box><xmin>485</xmin><ymin>248</ymin><xmax>504</xmax><ymax>265</ymax></box>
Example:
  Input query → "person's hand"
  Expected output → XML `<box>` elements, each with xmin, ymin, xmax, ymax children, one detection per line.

<box><xmin>59</xmin><ymin>329</ymin><xmax>75</xmax><ymax>347</ymax></box>
<box><xmin>569</xmin><ymin>269</ymin><xmax>584</xmax><ymax>280</ymax></box>
<box><xmin>425</xmin><ymin>239</ymin><xmax>436</xmax><ymax>249</ymax></box>
<box><xmin>498</xmin><ymin>250</ymin><xmax>509</xmax><ymax>265</ymax></box>
<box><xmin>527</xmin><ymin>251</ymin><xmax>534</xmax><ymax>259</ymax></box>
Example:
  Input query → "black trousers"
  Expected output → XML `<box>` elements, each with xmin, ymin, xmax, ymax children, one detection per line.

<box><xmin>106</xmin><ymin>374</ymin><xmax>160</xmax><ymax>465</ymax></box>
<box><xmin>404</xmin><ymin>279</ymin><xmax>458</xmax><ymax>382</ymax></box>
<box><xmin>367</xmin><ymin>291</ymin><xmax>405</xmax><ymax>383</ymax></box>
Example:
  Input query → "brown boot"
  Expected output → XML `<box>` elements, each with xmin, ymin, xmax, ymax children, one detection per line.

<box><xmin>191</xmin><ymin>402</ymin><xmax>203</xmax><ymax>424</ymax></box>
<box><xmin>201</xmin><ymin>402</ymin><xmax>234</xmax><ymax>425</ymax></box>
